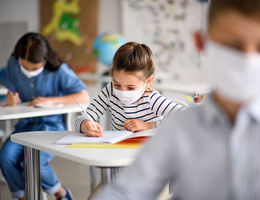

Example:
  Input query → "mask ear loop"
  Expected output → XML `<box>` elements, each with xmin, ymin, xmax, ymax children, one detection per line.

<box><xmin>143</xmin><ymin>80</ymin><xmax>153</xmax><ymax>94</ymax></box>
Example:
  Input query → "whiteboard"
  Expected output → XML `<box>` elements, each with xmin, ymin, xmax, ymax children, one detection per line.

<box><xmin>121</xmin><ymin>0</ymin><xmax>208</xmax><ymax>83</ymax></box>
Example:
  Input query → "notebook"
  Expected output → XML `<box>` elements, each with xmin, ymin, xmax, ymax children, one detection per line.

<box><xmin>68</xmin><ymin>137</ymin><xmax>148</xmax><ymax>148</ymax></box>
<box><xmin>55</xmin><ymin>130</ymin><xmax>155</xmax><ymax>145</ymax></box>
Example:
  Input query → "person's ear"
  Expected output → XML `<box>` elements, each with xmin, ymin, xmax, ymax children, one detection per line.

<box><xmin>146</xmin><ymin>75</ymin><xmax>154</xmax><ymax>88</ymax></box>
<box><xmin>193</xmin><ymin>31</ymin><xmax>205</xmax><ymax>52</ymax></box>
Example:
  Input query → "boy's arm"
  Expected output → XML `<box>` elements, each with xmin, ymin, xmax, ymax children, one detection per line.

<box><xmin>93</xmin><ymin>119</ymin><xmax>179</xmax><ymax>200</ymax></box>
<box><xmin>75</xmin><ymin>83</ymin><xmax>111</xmax><ymax>132</ymax></box>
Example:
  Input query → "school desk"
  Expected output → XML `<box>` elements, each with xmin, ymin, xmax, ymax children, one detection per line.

<box><xmin>11</xmin><ymin>131</ymin><xmax>144</xmax><ymax>200</ymax></box>
<box><xmin>158</xmin><ymin>81</ymin><xmax>210</xmax><ymax>95</ymax></box>
<box><xmin>0</xmin><ymin>103</ymin><xmax>83</xmax><ymax>140</ymax></box>
<box><xmin>79</xmin><ymin>73</ymin><xmax>210</xmax><ymax>93</ymax></box>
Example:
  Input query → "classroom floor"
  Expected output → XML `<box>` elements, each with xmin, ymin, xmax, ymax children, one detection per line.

<box><xmin>0</xmin><ymin>157</ymin><xmax>168</xmax><ymax>200</ymax></box>
<box><xmin>0</xmin><ymin>157</ymin><xmax>90</xmax><ymax>200</ymax></box>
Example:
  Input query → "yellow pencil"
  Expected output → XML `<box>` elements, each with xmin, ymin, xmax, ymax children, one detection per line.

<box><xmin>187</xmin><ymin>96</ymin><xmax>192</xmax><ymax>102</ymax></box>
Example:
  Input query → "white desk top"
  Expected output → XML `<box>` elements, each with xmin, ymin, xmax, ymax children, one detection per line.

<box><xmin>11</xmin><ymin>131</ymin><xmax>140</xmax><ymax>167</ymax></box>
<box><xmin>0</xmin><ymin>103</ymin><xmax>82</xmax><ymax>121</ymax></box>
<box><xmin>79</xmin><ymin>73</ymin><xmax>112</xmax><ymax>82</ymax></box>
<box><xmin>156</xmin><ymin>82</ymin><xmax>210</xmax><ymax>95</ymax></box>
<box><xmin>79</xmin><ymin>73</ymin><xmax>210</xmax><ymax>95</ymax></box>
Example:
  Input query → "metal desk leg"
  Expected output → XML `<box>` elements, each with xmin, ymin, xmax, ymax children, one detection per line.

<box><xmin>100</xmin><ymin>167</ymin><xmax>120</xmax><ymax>185</ymax></box>
<box><xmin>87</xmin><ymin>167</ymin><xmax>121</xmax><ymax>200</ymax></box>
<box><xmin>24</xmin><ymin>147</ymin><xmax>41</xmax><ymax>200</ymax></box>
<box><xmin>4</xmin><ymin>120</ymin><xmax>11</xmax><ymax>140</ymax></box>
<box><xmin>90</xmin><ymin>166</ymin><xmax>97</xmax><ymax>192</ymax></box>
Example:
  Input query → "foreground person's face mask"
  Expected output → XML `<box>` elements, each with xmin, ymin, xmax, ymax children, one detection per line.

<box><xmin>204</xmin><ymin>40</ymin><xmax>260</xmax><ymax>103</ymax></box>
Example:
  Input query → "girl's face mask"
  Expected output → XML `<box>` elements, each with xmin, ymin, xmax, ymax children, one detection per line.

<box><xmin>19</xmin><ymin>58</ymin><xmax>45</xmax><ymax>78</ymax></box>
<box><xmin>113</xmin><ymin>86</ymin><xmax>145</xmax><ymax>105</ymax></box>
<box><xmin>112</xmin><ymin>70</ymin><xmax>151</xmax><ymax>105</ymax></box>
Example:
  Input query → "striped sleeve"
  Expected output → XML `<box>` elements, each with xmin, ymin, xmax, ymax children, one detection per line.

<box><xmin>149</xmin><ymin>91</ymin><xmax>184</xmax><ymax>118</ymax></box>
<box><xmin>75</xmin><ymin>83</ymin><xmax>111</xmax><ymax>132</ymax></box>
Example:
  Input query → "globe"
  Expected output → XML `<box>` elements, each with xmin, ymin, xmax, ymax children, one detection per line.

<box><xmin>93</xmin><ymin>33</ymin><xmax>126</xmax><ymax>66</ymax></box>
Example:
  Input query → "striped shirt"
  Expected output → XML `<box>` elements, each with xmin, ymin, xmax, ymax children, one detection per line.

<box><xmin>75</xmin><ymin>82</ymin><xmax>183</xmax><ymax>131</ymax></box>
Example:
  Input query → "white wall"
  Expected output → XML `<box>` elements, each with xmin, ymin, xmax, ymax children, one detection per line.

<box><xmin>0</xmin><ymin>0</ymin><xmax>39</xmax><ymax>31</ymax></box>
<box><xmin>0</xmin><ymin>0</ymin><xmax>121</xmax><ymax>35</ymax></box>
<box><xmin>0</xmin><ymin>0</ymin><xmax>122</xmax><ymax>67</ymax></box>
<box><xmin>98</xmin><ymin>0</ymin><xmax>121</xmax><ymax>34</ymax></box>
<box><xmin>0</xmin><ymin>0</ymin><xmax>40</xmax><ymax>66</ymax></box>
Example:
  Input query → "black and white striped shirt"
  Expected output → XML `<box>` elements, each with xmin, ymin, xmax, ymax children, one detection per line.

<box><xmin>75</xmin><ymin>82</ymin><xmax>183</xmax><ymax>131</ymax></box>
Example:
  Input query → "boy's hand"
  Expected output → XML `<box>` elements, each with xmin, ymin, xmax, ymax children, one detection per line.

<box><xmin>124</xmin><ymin>119</ymin><xmax>156</xmax><ymax>132</ymax></box>
<box><xmin>29</xmin><ymin>97</ymin><xmax>54</xmax><ymax>106</ymax></box>
<box><xmin>6</xmin><ymin>91</ymin><xmax>20</xmax><ymax>106</ymax></box>
<box><xmin>81</xmin><ymin>120</ymin><xmax>103</xmax><ymax>137</ymax></box>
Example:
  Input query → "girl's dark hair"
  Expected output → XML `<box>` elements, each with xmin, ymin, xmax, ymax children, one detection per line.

<box><xmin>112</xmin><ymin>42</ymin><xmax>155</xmax><ymax>80</ymax></box>
<box><xmin>12</xmin><ymin>32</ymin><xmax>62</xmax><ymax>71</ymax></box>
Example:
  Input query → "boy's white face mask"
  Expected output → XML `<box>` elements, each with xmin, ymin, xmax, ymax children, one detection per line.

<box><xmin>204</xmin><ymin>40</ymin><xmax>260</xmax><ymax>103</ymax></box>
<box><xmin>20</xmin><ymin>62</ymin><xmax>44</xmax><ymax>78</ymax></box>
<box><xmin>113</xmin><ymin>87</ymin><xmax>145</xmax><ymax>105</ymax></box>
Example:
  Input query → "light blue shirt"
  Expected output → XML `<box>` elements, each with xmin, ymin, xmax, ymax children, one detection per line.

<box><xmin>94</xmin><ymin>94</ymin><xmax>260</xmax><ymax>200</ymax></box>
<box><xmin>0</xmin><ymin>56</ymin><xmax>87</xmax><ymax>132</ymax></box>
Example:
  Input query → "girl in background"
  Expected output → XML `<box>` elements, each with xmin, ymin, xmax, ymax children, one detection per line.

<box><xmin>0</xmin><ymin>32</ymin><xmax>89</xmax><ymax>200</ymax></box>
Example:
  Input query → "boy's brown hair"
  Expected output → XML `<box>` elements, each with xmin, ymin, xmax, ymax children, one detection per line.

<box><xmin>209</xmin><ymin>0</ymin><xmax>260</xmax><ymax>26</ymax></box>
<box><xmin>112</xmin><ymin>42</ymin><xmax>155</xmax><ymax>80</ymax></box>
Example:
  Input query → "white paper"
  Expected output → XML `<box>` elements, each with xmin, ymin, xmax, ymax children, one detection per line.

<box><xmin>55</xmin><ymin>129</ymin><xmax>156</xmax><ymax>145</ymax></box>
<box><xmin>55</xmin><ymin>131</ymin><xmax>133</xmax><ymax>144</ymax></box>
<box><xmin>34</xmin><ymin>104</ymin><xmax>64</xmax><ymax>108</ymax></box>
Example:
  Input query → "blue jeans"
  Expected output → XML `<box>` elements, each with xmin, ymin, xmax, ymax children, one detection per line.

<box><xmin>0</xmin><ymin>137</ymin><xmax>61</xmax><ymax>198</ymax></box>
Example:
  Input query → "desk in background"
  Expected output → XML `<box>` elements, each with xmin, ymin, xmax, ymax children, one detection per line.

<box><xmin>0</xmin><ymin>86</ymin><xmax>7</xmax><ymax>96</ymax></box>
<box><xmin>0</xmin><ymin>103</ymin><xmax>84</xmax><ymax>140</ymax></box>
<box><xmin>11</xmin><ymin>131</ymin><xmax>141</xmax><ymax>200</ymax></box>
<box><xmin>79</xmin><ymin>73</ymin><xmax>210</xmax><ymax>102</ymax></box>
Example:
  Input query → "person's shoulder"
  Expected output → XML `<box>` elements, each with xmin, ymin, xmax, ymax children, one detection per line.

<box><xmin>147</xmin><ymin>89</ymin><xmax>158</xmax><ymax>99</ymax></box>
<box><xmin>57</xmin><ymin>63</ymin><xmax>71</xmax><ymax>72</ymax></box>
<box><xmin>148</xmin><ymin>90</ymin><xmax>169</xmax><ymax>103</ymax></box>
<box><xmin>4</xmin><ymin>56</ymin><xmax>20</xmax><ymax>74</ymax></box>
<box><xmin>55</xmin><ymin>63</ymin><xmax>78</xmax><ymax>77</ymax></box>
<box><xmin>7</xmin><ymin>56</ymin><xmax>19</xmax><ymax>67</ymax></box>
<box><xmin>105</xmin><ymin>82</ymin><xmax>115</xmax><ymax>98</ymax></box>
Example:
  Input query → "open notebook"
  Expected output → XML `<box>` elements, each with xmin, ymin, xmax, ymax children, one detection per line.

<box><xmin>55</xmin><ymin>130</ymin><xmax>155</xmax><ymax>145</ymax></box>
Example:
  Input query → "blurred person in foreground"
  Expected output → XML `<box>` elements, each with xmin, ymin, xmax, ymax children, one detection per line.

<box><xmin>93</xmin><ymin>0</ymin><xmax>260</xmax><ymax>199</ymax></box>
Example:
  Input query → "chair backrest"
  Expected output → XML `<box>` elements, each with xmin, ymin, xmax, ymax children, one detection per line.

<box><xmin>64</xmin><ymin>112</ymin><xmax>80</xmax><ymax>131</ymax></box>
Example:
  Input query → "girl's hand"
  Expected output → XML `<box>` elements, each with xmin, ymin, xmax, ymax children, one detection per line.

<box><xmin>29</xmin><ymin>97</ymin><xmax>54</xmax><ymax>106</ymax></box>
<box><xmin>81</xmin><ymin>120</ymin><xmax>103</xmax><ymax>137</ymax></box>
<box><xmin>124</xmin><ymin>119</ymin><xmax>156</xmax><ymax>132</ymax></box>
<box><xmin>6</xmin><ymin>91</ymin><xmax>20</xmax><ymax>106</ymax></box>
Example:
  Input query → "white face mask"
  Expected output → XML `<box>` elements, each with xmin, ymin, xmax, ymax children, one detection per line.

<box><xmin>20</xmin><ymin>63</ymin><xmax>44</xmax><ymax>78</ymax></box>
<box><xmin>113</xmin><ymin>87</ymin><xmax>145</xmax><ymax>105</ymax></box>
<box><xmin>204</xmin><ymin>40</ymin><xmax>260</xmax><ymax>103</ymax></box>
